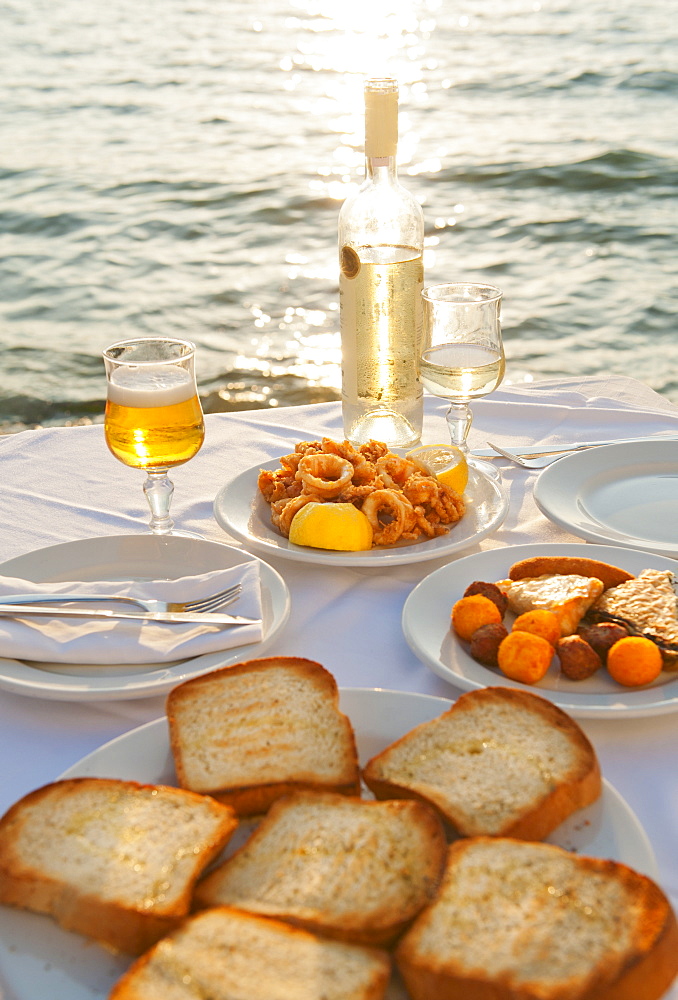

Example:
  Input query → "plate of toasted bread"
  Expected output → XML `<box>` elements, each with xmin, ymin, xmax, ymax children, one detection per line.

<box><xmin>403</xmin><ymin>542</ymin><xmax>678</xmax><ymax>718</ymax></box>
<box><xmin>0</xmin><ymin>661</ymin><xmax>672</xmax><ymax>1000</ymax></box>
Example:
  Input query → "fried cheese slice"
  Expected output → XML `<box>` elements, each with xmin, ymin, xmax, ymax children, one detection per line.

<box><xmin>496</xmin><ymin>574</ymin><xmax>604</xmax><ymax>636</ymax></box>
<box><xmin>592</xmin><ymin>569</ymin><xmax>678</xmax><ymax>668</ymax></box>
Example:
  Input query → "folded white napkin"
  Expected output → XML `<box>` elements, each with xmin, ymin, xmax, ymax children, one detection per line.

<box><xmin>0</xmin><ymin>561</ymin><xmax>263</xmax><ymax>665</ymax></box>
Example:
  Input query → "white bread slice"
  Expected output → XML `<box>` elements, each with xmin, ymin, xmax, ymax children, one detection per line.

<box><xmin>362</xmin><ymin>687</ymin><xmax>601</xmax><ymax>841</ymax></box>
<box><xmin>194</xmin><ymin>790</ymin><xmax>447</xmax><ymax>946</ymax></box>
<box><xmin>109</xmin><ymin>905</ymin><xmax>391</xmax><ymax>1000</ymax></box>
<box><xmin>0</xmin><ymin>777</ymin><xmax>237</xmax><ymax>954</ymax></box>
<box><xmin>396</xmin><ymin>837</ymin><xmax>678</xmax><ymax>1000</ymax></box>
<box><xmin>166</xmin><ymin>656</ymin><xmax>360</xmax><ymax>816</ymax></box>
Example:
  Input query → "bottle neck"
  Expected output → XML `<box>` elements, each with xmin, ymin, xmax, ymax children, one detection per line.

<box><xmin>365</xmin><ymin>154</ymin><xmax>398</xmax><ymax>184</ymax></box>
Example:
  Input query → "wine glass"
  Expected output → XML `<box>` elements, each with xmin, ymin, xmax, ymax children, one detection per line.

<box><xmin>420</xmin><ymin>282</ymin><xmax>505</xmax><ymax>478</ymax></box>
<box><xmin>103</xmin><ymin>337</ymin><xmax>205</xmax><ymax>537</ymax></box>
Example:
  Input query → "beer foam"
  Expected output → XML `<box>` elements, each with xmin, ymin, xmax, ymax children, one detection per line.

<box><xmin>107</xmin><ymin>365</ymin><xmax>195</xmax><ymax>407</ymax></box>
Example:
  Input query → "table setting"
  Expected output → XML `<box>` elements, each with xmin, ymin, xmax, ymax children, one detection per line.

<box><xmin>1</xmin><ymin>366</ymin><xmax>678</xmax><ymax>999</ymax></box>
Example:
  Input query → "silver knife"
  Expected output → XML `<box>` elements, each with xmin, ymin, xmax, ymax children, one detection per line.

<box><xmin>471</xmin><ymin>435</ymin><xmax>678</xmax><ymax>458</ymax></box>
<box><xmin>0</xmin><ymin>604</ymin><xmax>260</xmax><ymax>626</ymax></box>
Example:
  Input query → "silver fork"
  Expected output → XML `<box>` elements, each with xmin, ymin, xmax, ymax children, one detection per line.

<box><xmin>0</xmin><ymin>582</ymin><xmax>243</xmax><ymax>615</ymax></box>
<box><xmin>486</xmin><ymin>443</ymin><xmax>574</xmax><ymax>469</ymax></box>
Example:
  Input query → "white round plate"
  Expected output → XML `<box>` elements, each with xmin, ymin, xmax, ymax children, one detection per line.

<box><xmin>0</xmin><ymin>536</ymin><xmax>290</xmax><ymax>701</ymax></box>
<box><xmin>213</xmin><ymin>462</ymin><xmax>508</xmax><ymax>567</ymax></box>
<box><xmin>403</xmin><ymin>542</ymin><xmax>678</xmax><ymax>718</ymax></box>
<box><xmin>533</xmin><ymin>441</ymin><xmax>678</xmax><ymax>556</ymax></box>
<box><xmin>0</xmin><ymin>688</ymin><xmax>657</xmax><ymax>1000</ymax></box>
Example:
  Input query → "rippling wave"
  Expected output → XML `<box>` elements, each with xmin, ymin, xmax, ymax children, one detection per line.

<box><xmin>0</xmin><ymin>0</ymin><xmax>676</xmax><ymax>431</ymax></box>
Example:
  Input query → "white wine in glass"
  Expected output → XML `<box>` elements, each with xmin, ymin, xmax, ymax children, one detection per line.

<box><xmin>103</xmin><ymin>337</ymin><xmax>205</xmax><ymax>536</ymax></box>
<box><xmin>421</xmin><ymin>283</ymin><xmax>505</xmax><ymax>475</ymax></box>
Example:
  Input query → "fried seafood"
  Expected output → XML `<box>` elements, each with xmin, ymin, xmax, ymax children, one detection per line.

<box><xmin>257</xmin><ymin>467</ymin><xmax>303</xmax><ymax>504</ymax></box>
<box><xmin>319</xmin><ymin>437</ymin><xmax>378</xmax><ymax>485</ymax></box>
<box><xmin>352</xmin><ymin>438</ymin><xmax>389</xmax><ymax>464</ymax></box>
<box><xmin>361</xmin><ymin>490</ymin><xmax>418</xmax><ymax>546</ymax></box>
<box><xmin>403</xmin><ymin>474</ymin><xmax>466</xmax><ymax>538</ymax></box>
<box><xmin>258</xmin><ymin>436</ymin><xmax>466</xmax><ymax>549</ymax></box>
<box><xmin>376</xmin><ymin>453</ymin><xmax>419</xmax><ymax>489</ymax></box>
<box><xmin>270</xmin><ymin>494</ymin><xmax>318</xmax><ymax>537</ymax></box>
<box><xmin>296</xmin><ymin>453</ymin><xmax>355</xmax><ymax>498</ymax></box>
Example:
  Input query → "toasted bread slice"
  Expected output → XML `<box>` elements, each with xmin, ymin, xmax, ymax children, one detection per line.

<box><xmin>591</xmin><ymin>569</ymin><xmax>678</xmax><ymax>669</ymax></box>
<box><xmin>496</xmin><ymin>573</ymin><xmax>605</xmax><ymax>635</ymax></box>
<box><xmin>396</xmin><ymin>837</ymin><xmax>678</xmax><ymax>1000</ymax></box>
<box><xmin>0</xmin><ymin>778</ymin><xmax>237</xmax><ymax>954</ymax></box>
<box><xmin>509</xmin><ymin>556</ymin><xmax>634</xmax><ymax>591</ymax></box>
<box><xmin>110</xmin><ymin>906</ymin><xmax>391</xmax><ymax>1000</ymax></box>
<box><xmin>167</xmin><ymin>656</ymin><xmax>360</xmax><ymax>815</ymax></box>
<box><xmin>194</xmin><ymin>790</ymin><xmax>447</xmax><ymax>946</ymax></box>
<box><xmin>362</xmin><ymin>687</ymin><xmax>601</xmax><ymax>841</ymax></box>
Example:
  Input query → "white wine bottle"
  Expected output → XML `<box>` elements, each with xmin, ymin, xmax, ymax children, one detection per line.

<box><xmin>339</xmin><ymin>78</ymin><xmax>424</xmax><ymax>448</ymax></box>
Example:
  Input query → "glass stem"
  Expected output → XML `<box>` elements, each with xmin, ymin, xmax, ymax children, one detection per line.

<box><xmin>445</xmin><ymin>402</ymin><xmax>472</xmax><ymax>453</ymax></box>
<box><xmin>143</xmin><ymin>469</ymin><xmax>175</xmax><ymax>535</ymax></box>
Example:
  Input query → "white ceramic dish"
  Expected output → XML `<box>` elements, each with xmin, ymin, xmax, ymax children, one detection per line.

<box><xmin>403</xmin><ymin>542</ymin><xmax>678</xmax><ymax>718</ymax></box>
<box><xmin>213</xmin><ymin>461</ymin><xmax>508</xmax><ymax>567</ymax></box>
<box><xmin>0</xmin><ymin>536</ymin><xmax>290</xmax><ymax>701</ymax></box>
<box><xmin>533</xmin><ymin>441</ymin><xmax>678</xmax><ymax>556</ymax></box>
<box><xmin>0</xmin><ymin>688</ymin><xmax>657</xmax><ymax>1000</ymax></box>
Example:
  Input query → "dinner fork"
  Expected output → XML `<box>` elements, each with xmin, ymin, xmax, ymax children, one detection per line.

<box><xmin>0</xmin><ymin>582</ymin><xmax>243</xmax><ymax>615</ymax></box>
<box><xmin>485</xmin><ymin>443</ymin><xmax>574</xmax><ymax>469</ymax></box>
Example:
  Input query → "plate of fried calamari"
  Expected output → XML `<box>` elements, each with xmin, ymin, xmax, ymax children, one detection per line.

<box><xmin>213</xmin><ymin>437</ymin><xmax>508</xmax><ymax>567</ymax></box>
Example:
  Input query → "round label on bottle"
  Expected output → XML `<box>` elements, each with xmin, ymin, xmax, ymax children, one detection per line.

<box><xmin>340</xmin><ymin>245</ymin><xmax>361</xmax><ymax>279</ymax></box>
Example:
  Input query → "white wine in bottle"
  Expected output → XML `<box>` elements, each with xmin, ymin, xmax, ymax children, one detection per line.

<box><xmin>339</xmin><ymin>78</ymin><xmax>424</xmax><ymax>448</ymax></box>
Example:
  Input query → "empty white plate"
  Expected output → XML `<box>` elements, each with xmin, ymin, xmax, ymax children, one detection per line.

<box><xmin>533</xmin><ymin>441</ymin><xmax>678</xmax><ymax>556</ymax></box>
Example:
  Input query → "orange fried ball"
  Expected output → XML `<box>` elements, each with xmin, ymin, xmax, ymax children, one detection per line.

<box><xmin>451</xmin><ymin>594</ymin><xmax>503</xmax><ymax>642</ymax></box>
<box><xmin>496</xmin><ymin>630</ymin><xmax>554</xmax><ymax>685</ymax></box>
<box><xmin>606</xmin><ymin>636</ymin><xmax>663</xmax><ymax>687</ymax></box>
<box><xmin>512</xmin><ymin>609</ymin><xmax>561</xmax><ymax>647</ymax></box>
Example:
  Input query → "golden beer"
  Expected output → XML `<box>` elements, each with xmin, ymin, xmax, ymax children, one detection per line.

<box><xmin>104</xmin><ymin>366</ymin><xmax>205</xmax><ymax>469</ymax></box>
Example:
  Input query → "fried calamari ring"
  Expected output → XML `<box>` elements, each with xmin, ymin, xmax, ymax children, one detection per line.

<box><xmin>403</xmin><ymin>475</ymin><xmax>465</xmax><ymax>528</ymax></box>
<box><xmin>401</xmin><ymin>473</ymin><xmax>440</xmax><ymax>507</ymax></box>
<box><xmin>320</xmin><ymin>437</ymin><xmax>377</xmax><ymax>485</ymax></box>
<box><xmin>358</xmin><ymin>439</ymin><xmax>389</xmax><ymax>464</ymax></box>
<box><xmin>375</xmin><ymin>453</ymin><xmax>419</xmax><ymax>489</ymax></box>
<box><xmin>257</xmin><ymin>468</ymin><xmax>302</xmax><ymax>503</ymax></box>
<box><xmin>361</xmin><ymin>489</ymin><xmax>416</xmax><ymax>546</ymax></box>
<box><xmin>321</xmin><ymin>437</ymin><xmax>363</xmax><ymax>463</ymax></box>
<box><xmin>270</xmin><ymin>493</ymin><xmax>317</xmax><ymax>537</ymax></box>
<box><xmin>296</xmin><ymin>453</ymin><xmax>354</xmax><ymax>498</ymax></box>
<box><xmin>335</xmin><ymin>483</ymin><xmax>380</xmax><ymax>505</ymax></box>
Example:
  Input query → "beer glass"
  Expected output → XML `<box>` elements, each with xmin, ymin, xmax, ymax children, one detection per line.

<box><xmin>103</xmin><ymin>337</ymin><xmax>205</xmax><ymax>536</ymax></box>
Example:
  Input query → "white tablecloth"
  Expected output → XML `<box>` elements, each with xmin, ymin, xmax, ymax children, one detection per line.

<box><xmin>1</xmin><ymin>374</ymin><xmax>678</xmax><ymax>998</ymax></box>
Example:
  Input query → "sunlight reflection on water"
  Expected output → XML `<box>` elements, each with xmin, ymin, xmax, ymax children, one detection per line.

<box><xmin>0</xmin><ymin>0</ymin><xmax>676</xmax><ymax>428</ymax></box>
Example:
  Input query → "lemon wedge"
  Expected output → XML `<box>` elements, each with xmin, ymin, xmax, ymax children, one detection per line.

<box><xmin>406</xmin><ymin>444</ymin><xmax>469</xmax><ymax>494</ymax></box>
<box><xmin>288</xmin><ymin>501</ymin><xmax>373</xmax><ymax>551</ymax></box>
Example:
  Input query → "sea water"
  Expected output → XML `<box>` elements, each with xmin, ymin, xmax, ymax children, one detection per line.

<box><xmin>0</xmin><ymin>0</ymin><xmax>676</xmax><ymax>430</ymax></box>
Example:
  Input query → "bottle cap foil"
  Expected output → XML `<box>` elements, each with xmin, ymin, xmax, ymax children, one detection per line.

<box><xmin>365</xmin><ymin>78</ymin><xmax>398</xmax><ymax>158</ymax></box>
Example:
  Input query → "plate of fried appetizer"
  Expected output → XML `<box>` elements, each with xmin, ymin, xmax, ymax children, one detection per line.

<box><xmin>213</xmin><ymin>437</ymin><xmax>508</xmax><ymax>567</ymax></box>
<box><xmin>403</xmin><ymin>542</ymin><xmax>678</xmax><ymax>718</ymax></box>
